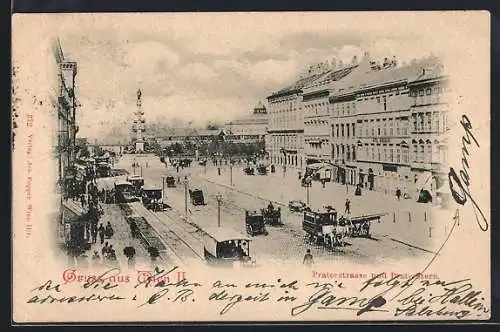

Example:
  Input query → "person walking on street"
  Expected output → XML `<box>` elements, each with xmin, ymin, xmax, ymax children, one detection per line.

<box><xmin>98</xmin><ymin>223</ymin><xmax>105</xmax><ymax>244</ymax></box>
<box><xmin>303</xmin><ymin>249</ymin><xmax>314</xmax><ymax>267</ymax></box>
<box><xmin>396</xmin><ymin>188</ymin><xmax>401</xmax><ymax>201</ymax></box>
<box><xmin>101</xmin><ymin>241</ymin><xmax>109</xmax><ymax>257</ymax></box>
<box><xmin>345</xmin><ymin>199</ymin><xmax>351</xmax><ymax>214</ymax></box>
<box><xmin>105</xmin><ymin>221</ymin><xmax>114</xmax><ymax>239</ymax></box>
<box><xmin>91</xmin><ymin>224</ymin><xmax>97</xmax><ymax>244</ymax></box>
<box><xmin>91</xmin><ymin>251</ymin><xmax>101</xmax><ymax>266</ymax></box>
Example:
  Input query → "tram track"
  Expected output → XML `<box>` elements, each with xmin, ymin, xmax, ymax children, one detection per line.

<box><xmin>127</xmin><ymin>202</ymin><xmax>204</xmax><ymax>264</ymax></box>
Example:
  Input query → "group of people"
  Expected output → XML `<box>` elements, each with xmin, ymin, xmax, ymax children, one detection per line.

<box><xmin>92</xmin><ymin>221</ymin><xmax>115</xmax><ymax>245</ymax></box>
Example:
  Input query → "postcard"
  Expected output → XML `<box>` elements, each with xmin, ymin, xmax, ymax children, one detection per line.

<box><xmin>12</xmin><ymin>11</ymin><xmax>491</xmax><ymax>322</ymax></box>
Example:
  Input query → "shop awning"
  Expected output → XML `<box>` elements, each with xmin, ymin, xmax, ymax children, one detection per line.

<box><xmin>415</xmin><ymin>171</ymin><xmax>433</xmax><ymax>191</ymax></box>
<box><xmin>62</xmin><ymin>199</ymin><xmax>86</xmax><ymax>223</ymax></box>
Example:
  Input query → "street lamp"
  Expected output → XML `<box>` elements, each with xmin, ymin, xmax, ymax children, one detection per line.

<box><xmin>216</xmin><ymin>193</ymin><xmax>223</xmax><ymax>227</ymax></box>
<box><xmin>183</xmin><ymin>177</ymin><xmax>189</xmax><ymax>218</ymax></box>
<box><xmin>304</xmin><ymin>180</ymin><xmax>312</xmax><ymax>205</ymax></box>
<box><xmin>229</xmin><ymin>161</ymin><xmax>233</xmax><ymax>186</ymax></box>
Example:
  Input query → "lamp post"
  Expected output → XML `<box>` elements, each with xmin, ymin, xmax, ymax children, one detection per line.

<box><xmin>162</xmin><ymin>176</ymin><xmax>165</xmax><ymax>203</ymax></box>
<box><xmin>133</xmin><ymin>158</ymin><xmax>137</xmax><ymax>175</ymax></box>
<box><xmin>216</xmin><ymin>193</ymin><xmax>223</xmax><ymax>227</ymax></box>
<box><xmin>183</xmin><ymin>177</ymin><xmax>189</xmax><ymax>218</ymax></box>
<box><xmin>229</xmin><ymin>161</ymin><xmax>233</xmax><ymax>186</ymax></box>
<box><xmin>306</xmin><ymin>182</ymin><xmax>311</xmax><ymax>205</ymax></box>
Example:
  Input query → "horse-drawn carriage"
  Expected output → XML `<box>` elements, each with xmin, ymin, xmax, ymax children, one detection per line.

<box><xmin>256</xmin><ymin>164</ymin><xmax>267</xmax><ymax>175</ymax></box>
<box><xmin>189</xmin><ymin>189</ymin><xmax>205</xmax><ymax>206</ymax></box>
<box><xmin>245</xmin><ymin>210</ymin><xmax>268</xmax><ymax>236</ymax></box>
<box><xmin>165</xmin><ymin>176</ymin><xmax>176</xmax><ymax>188</ymax></box>
<box><xmin>261</xmin><ymin>205</ymin><xmax>282</xmax><ymax>226</ymax></box>
<box><xmin>243</xmin><ymin>167</ymin><xmax>255</xmax><ymax>175</ymax></box>
<box><xmin>348</xmin><ymin>214</ymin><xmax>382</xmax><ymax>238</ymax></box>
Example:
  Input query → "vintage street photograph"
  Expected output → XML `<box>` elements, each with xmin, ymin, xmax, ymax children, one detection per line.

<box><xmin>12</xmin><ymin>12</ymin><xmax>490</xmax><ymax>322</ymax></box>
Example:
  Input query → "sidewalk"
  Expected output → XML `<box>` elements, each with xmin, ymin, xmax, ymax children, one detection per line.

<box><xmin>87</xmin><ymin>204</ymin><xmax>152</xmax><ymax>269</ymax></box>
<box><xmin>198</xmin><ymin>165</ymin><xmax>454</xmax><ymax>253</ymax></box>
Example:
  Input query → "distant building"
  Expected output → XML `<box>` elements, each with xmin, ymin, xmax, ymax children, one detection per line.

<box><xmin>224</xmin><ymin>101</ymin><xmax>268</xmax><ymax>143</ymax></box>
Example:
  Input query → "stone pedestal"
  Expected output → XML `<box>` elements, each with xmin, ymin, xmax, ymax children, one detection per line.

<box><xmin>135</xmin><ymin>141</ymin><xmax>144</xmax><ymax>153</ymax></box>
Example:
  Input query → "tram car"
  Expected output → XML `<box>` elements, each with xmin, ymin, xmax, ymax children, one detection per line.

<box><xmin>114</xmin><ymin>180</ymin><xmax>139</xmax><ymax>203</ymax></box>
<box><xmin>202</xmin><ymin>227</ymin><xmax>253</xmax><ymax>267</ymax></box>
<box><xmin>302</xmin><ymin>209</ymin><xmax>349</xmax><ymax>248</ymax></box>
<box><xmin>141</xmin><ymin>186</ymin><xmax>164</xmax><ymax>211</ymax></box>
<box><xmin>126</xmin><ymin>175</ymin><xmax>145</xmax><ymax>196</ymax></box>
<box><xmin>348</xmin><ymin>214</ymin><xmax>382</xmax><ymax>238</ymax></box>
<box><xmin>245</xmin><ymin>210</ymin><xmax>268</xmax><ymax>236</ymax></box>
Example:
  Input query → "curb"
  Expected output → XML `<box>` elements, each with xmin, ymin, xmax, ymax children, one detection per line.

<box><xmin>389</xmin><ymin>237</ymin><xmax>436</xmax><ymax>254</ymax></box>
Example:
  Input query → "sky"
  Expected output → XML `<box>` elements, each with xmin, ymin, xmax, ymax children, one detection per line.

<box><xmin>51</xmin><ymin>12</ymin><xmax>478</xmax><ymax>142</ymax></box>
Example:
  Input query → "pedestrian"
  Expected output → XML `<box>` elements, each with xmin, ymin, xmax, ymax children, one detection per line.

<box><xmin>303</xmin><ymin>249</ymin><xmax>314</xmax><ymax>267</ymax></box>
<box><xmin>91</xmin><ymin>251</ymin><xmax>101</xmax><ymax>263</ymax></box>
<box><xmin>396</xmin><ymin>188</ymin><xmax>401</xmax><ymax>201</ymax></box>
<box><xmin>98</xmin><ymin>223</ymin><xmax>105</xmax><ymax>244</ymax></box>
<box><xmin>91</xmin><ymin>225</ymin><xmax>97</xmax><ymax>244</ymax></box>
<box><xmin>217</xmin><ymin>167</ymin><xmax>221</xmax><ymax>176</ymax></box>
<box><xmin>321</xmin><ymin>179</ymin><xmax>326</xmax><ymax>188</ymax></box>
<box><xmin>80</xmin><ymin>193</ymin><xmax>86</xmax><ymax>208</ymax></box>
<box><xmin>345</xmin><ymin>198</ymin><xmax>351</xmax><ymax>214</ymax></box>
<box><xmin>101</xmin><ymin>241</ymin><xmax>109</xmax><ymax>257</ymax></box>
<box><xmin>105</xmin><ymin>221</ymin><xmax>114</xmax><ymax>239</ymax></box>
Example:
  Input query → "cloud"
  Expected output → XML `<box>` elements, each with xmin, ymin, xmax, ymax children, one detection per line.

<box><xmin>53</xmin><ymin>12</ymin><xmax>466</xmax><ymax>141</ymax></box>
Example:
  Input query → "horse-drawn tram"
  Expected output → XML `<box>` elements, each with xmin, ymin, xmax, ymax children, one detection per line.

<box><xmin>302</xmin><ymin>209</ymin><xmax>383</xmax><ymax>249</ymax></box>
<box><xmin>302</xmin><ymin>209</ymin><xmax>348</xmax><ymax>248</ymax></box>
<box><xmin>114</xmin><ymin>180</ymin><xmax>139</xmax><ymax>203</ymax></box>
<box><xmin>202</xmin><ymin>227</ymin><xmax>253</xmax><ymax>267</ymax></box>
<box><xmin>141</xmin><ymin>186</ymin><xmax>164</xmax><ymax>211</ymax></box>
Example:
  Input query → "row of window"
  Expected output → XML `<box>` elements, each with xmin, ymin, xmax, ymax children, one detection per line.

<box><xmin>358</xmin><ymin>145</ymin><xmax>410</xmax><ymax>164</ymax></box>
<box><xmin>332</xmin><ymin>144</ymin><xmax>357</xmax><ymax>162</ymax></box>
<box><xmin>412</xmin><ymin>111</ymin><xmax>448</xmax><ymax>133</ymax></box>
<box><xmin>271</xmin><ymin>134</ymin><xmax>304</xmax><ymax>150</ymax></box>
<box><xmin>333</xmin><ymin>122</ymin><xmax>356</xmax><ymax>138</ymax></box>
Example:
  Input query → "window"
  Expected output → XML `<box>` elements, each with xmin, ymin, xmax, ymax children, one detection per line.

<box><xmin>413</xmin><ymin>145</ymin><xmax>418</xmax><ymax>162</ymax></box>
<box><xmin>433</xmin><ymin>86</ymin><xmax>440</xmax><ymax>94</ymax></box>
<box><xmin>435</xmin><ymin>113</ymin><xmax>440</xmax><ymax>132</ymax></box>
<box><xmin>377</xmin><ymin>148</ymin><xmax>381</xmax><ymax>161</ymax></box>
<box><xmin>419</xmin><ymin>145</ymin><xmax>425</xmax><ymax>163</ymax></box>
<box><xmin>427</xmin><ymin>113</ymin><xmax>432</xmax><ymax>132</ymax></box>
<box><xmin>396</xmin><ymin>147</ymin><xmax>401</xmax><ymax>163</ymax></box>
<box><xmin>352</xmin><ymin>123</ymin><xmax>356</xmax><ymax>138</ymax></box>
<box><xmin>352</xmin><ymin>146</ymin><xmax>356</xmax><ymax>161</ymax></box>
<box><xmin>371</xmin><ymin>147</ymin><xmax>375</xmax><ymax>160</ymax></box>
<box><xmin>419</xmin><ymin>89</ymin><xmax>424</xmax><ymax>96</ymax></box>
<box><xmin>402</xmin><ymin>147</ymin><xmax>409</xmax><ymax>164</ymax></box>
<box><xmin>390</xmin><ymin>148</ymin><xmax>394</xmax><ymax>162</ymax></box>
<box><xmin>426</xmin><ymin>88</ymin><xmax>432</xmax><ymax>95</ymax></box>
<box><xmin>383</xmin><ymin>96</ymin><xmax>387</xmax><ymax>111</ymax></box>
<box><xmin>377</xmin><ymin>127</ymin><xmax>381</xmax><ymax>136</ymax></box>
<box><xmin>336</xmin><ymin>124</ymin><xmax>339</xmax><ymax>137</ymax></box>
<box><xmin>341</xmin><ymin>124</ymin><xmax>345</xmax><ymax>137</ymax></box>
<box><xmin>347</xmin><ymin>124</ymin><xmax>350</xmax><ymax>137</ymax></box>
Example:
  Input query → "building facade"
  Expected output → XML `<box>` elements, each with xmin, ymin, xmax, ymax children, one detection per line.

<box><xmin>303</xmin><ymin>57</ymin><xmax>359</xmax><ymax>165</ymax></box>
<box><xmin>53</xmin><ymin>38</ymin><xmax>79</xmax><ymax>183</ymax></box>
<box><xmin>328</xmin><ymin>55</ymin><xmax>445</xmax><ymax>197</ymax></box>
<box><xmin>266</xmin><ymin>66</ymin><xmax>330</xmax><ymax>169</ymax></box>
<box><xmin>408</xmin><ymin>63</ymin><xmax>450</xmax><ymax>200</ymax></box>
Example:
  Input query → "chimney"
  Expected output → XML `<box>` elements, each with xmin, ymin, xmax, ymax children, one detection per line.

<box><xmin>331</xmin><ymin>58</ymin><xmax>337</xmax><ymax>70</ymax></box>
<box><xmin>352</xmin><ymin>55</ymin><xmax>358</xmax><ymax>65</ymax></box>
